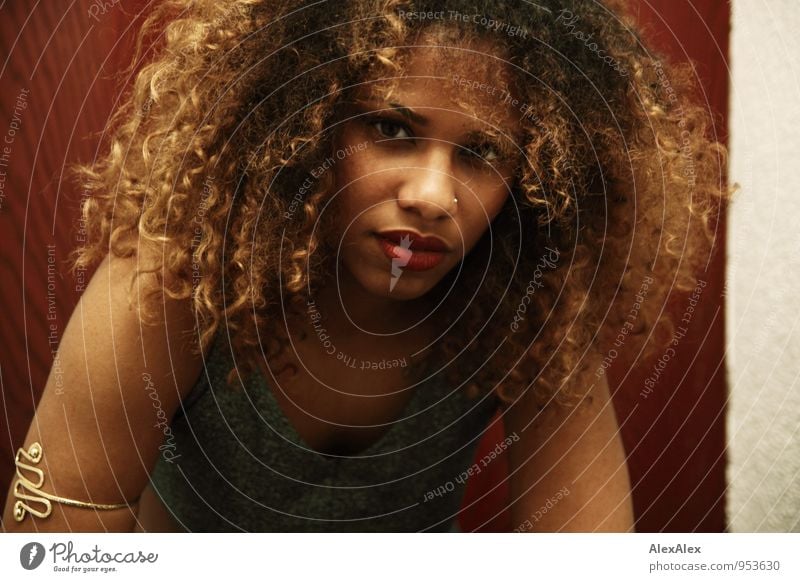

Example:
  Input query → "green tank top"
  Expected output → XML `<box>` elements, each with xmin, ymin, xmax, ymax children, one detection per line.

<box><xmin>150</xmin><ymin>335</ymin><xmax>498</xmax><ymax>531</ymax></box>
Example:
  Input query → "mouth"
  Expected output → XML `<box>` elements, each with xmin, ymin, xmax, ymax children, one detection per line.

<box><xmin>376</xmin><ymin>229</ymin><xmax>451</xmax><ymax>252</ymax></box>
<box><xmin>374</xmin><ymin>231</ymin><xmax>450</xmax><ymax>272</ymax></box>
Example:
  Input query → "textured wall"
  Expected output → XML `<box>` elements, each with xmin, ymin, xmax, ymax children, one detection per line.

<box><xmin>728</xmin><ymin>1</ymin><xmax>800</xmax><ymax>532</ymax></box>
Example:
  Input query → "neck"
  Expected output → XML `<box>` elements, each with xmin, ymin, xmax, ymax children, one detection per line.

<box><xmin>307</xmin><ymin>268</ymin><xmax>435</xmax><ymax>349</ymax></box>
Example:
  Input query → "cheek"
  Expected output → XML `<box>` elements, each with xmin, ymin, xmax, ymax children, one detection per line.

<box><xmin>489</xmin><ymin>188</ymin><xmax>511</xmax><ymax>219</ymax></box>
<box><xmin>333</xmin><ymin>124</ymin><xmax>379</xmax><ymax>186</ymax></box>
<box><xmin>335</xmin><ymin>150</ymin><xmax>393</xmax><ymax>206</ymax></box>
<box><xmin>338</xmin><ymin>154</ymin><xmax>373</xmax><ymax>192</ymax></box>
<box><xmin>331</xmin><ymin>157</ymin><xmax>381</xmax><ymax>234</ymax></box>
<box><xmin>458</xmin><ymin>188</ymin><xmax>511</xmax><ymax>250</ymax></box>
<box><xmin>468</xmin><ymin>186</ymin><xmax>510</xmax><ymax>226</ymax></box>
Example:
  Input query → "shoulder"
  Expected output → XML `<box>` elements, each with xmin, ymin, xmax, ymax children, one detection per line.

<box><xmin>501</xmin><ymin>352</ymin><xmax>612</xmax><ymax>440</ymax></box>
<box><xmin>75</xmin><ymin>250</ymin><xmax>206</xmax><ymax>400</ymax></box>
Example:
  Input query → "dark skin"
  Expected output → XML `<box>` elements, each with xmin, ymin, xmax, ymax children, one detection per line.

<box><xmin>254</xmin><ymin>274</ymin><xmax>437</xmax><ymax>458</ymax></box>
<box><xmin>4</xmin><ymin>48</ymin><xmax>633</xmax><ymax>532</ymax></box>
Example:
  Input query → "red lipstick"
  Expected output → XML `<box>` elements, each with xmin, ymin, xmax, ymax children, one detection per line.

<box><xmin>375</xmin><ymin>230</ymin><xmax>450</xmax><ymax>272</ymax></box>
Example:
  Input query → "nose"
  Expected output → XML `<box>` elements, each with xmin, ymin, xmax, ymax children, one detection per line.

<box><xmin>396</xmin><ymin>148</ymin><xmax>458</xmax><ymax>221</ymax></box>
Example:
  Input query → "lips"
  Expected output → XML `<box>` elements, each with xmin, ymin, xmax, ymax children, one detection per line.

<box><xmin>376</xmin><ymin>230</ymin><xmax>450</xmax><ymax>252</ymax></box>
<box><xmin>374</xmin><ymin>230</ymin><xmax>450</xmax><ymax>272</ymax></box>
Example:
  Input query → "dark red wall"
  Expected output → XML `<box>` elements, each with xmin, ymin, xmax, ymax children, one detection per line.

<box><xmin>1</xmin><ymin>1</ymin><xmax>729</xmax><ymax>532</ymax></box>
<box><xmin>613</xmin><ymin>0</ymin><xmax>730</xmax><ymax>533</ymax></box>
<box><xmin>0</xmin><ymin>0</ymin><xmax>144</xmax><ymax>519</ymax></box>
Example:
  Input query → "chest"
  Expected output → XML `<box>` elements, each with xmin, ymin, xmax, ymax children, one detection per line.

<box><xmin>261</xmin><ymin>337</ymin><xmax>422</xmax><ymax>456</ymax></box>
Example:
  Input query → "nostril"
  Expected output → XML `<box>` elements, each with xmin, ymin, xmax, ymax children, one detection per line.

<box><xmin>397</xmin><ymin>195</ymin><xmax>456</xmax><ymax>221</ymax></box>
<box><xmin>396</xmin><ymin>168</ymin><xmax>458</xmax><ymax>220</ymax></box>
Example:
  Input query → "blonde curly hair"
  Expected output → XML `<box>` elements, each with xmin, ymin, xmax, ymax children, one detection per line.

<box><xmin>71</xmin><ymin>0</ymin><xmax>730</xmax><ymax>408</ymax></box>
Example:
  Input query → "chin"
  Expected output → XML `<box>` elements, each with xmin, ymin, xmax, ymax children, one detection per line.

<box><xmin>387</xmin><ymin>278</ymin><xmax>437</xmax><ymax>301</ymax></box>
<box><xmin>351</xmin><ymin>268</ymin><xmax>440</xmax><ymax>302</ymax></box>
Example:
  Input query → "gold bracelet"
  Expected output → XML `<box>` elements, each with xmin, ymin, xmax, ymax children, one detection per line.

<box><xmin>12</xmin><ymin>442</ymin><xmax>138</xmax><ymax>522</ymax></box>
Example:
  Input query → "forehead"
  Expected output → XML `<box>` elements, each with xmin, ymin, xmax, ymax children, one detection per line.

<box><xmin>357</xmin><ymin>46</ymin><xmax>522</xmax><ymax>134</ymax></box>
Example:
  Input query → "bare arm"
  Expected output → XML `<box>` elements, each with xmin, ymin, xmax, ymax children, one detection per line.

<box><xmin>503</xmin><ymin>358</ymin><xmax>635</xmax><ymax>532</ymax></box>
<box><xmin>2</xmin><ymin>253</ymin><xmax>205</xmax><ymax>532</ymax></box>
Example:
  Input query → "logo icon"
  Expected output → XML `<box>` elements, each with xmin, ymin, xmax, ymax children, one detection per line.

<box><xmin>20</xmin><ymin>542</ymin><xmax>46</xmax><ymax>570</ymax></box>
<box><xmin>389</xmin><ymin>235</ymin><xmax>413</xmax><ymax>292</ymax></box>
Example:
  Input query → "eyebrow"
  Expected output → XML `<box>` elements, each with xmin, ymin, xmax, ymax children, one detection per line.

<box><xmin>387</xmin><ymin>102</ymin><xmax>429</xmax><ymax>126</ymax></box>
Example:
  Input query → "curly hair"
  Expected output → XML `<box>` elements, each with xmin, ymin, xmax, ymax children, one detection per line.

<box><xmin>71</xmin><ymin>0</ymin><xmax>729</xmax><ymax>408</ymax></box>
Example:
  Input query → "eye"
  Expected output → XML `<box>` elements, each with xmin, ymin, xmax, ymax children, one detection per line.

<box><xmin>463</xmin><ymin>141</ymin><xmax>501</xmax><ymax>165</ymax></box>
<box><xmin>369</xmin><ymin>118</ymin><xmax>412</xmax><ymax>140</ymax></box>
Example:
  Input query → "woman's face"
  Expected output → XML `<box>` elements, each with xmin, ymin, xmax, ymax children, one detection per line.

<box><xmin>329</xmin><ymin>47</ymin><xmax>522</xmax><ymax>301</ymax></box>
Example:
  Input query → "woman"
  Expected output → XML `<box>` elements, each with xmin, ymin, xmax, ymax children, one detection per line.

<box><xmin>4</xmin><ymin>0</ymin><xmax>727</xmax><ymax>532</ymax></box>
